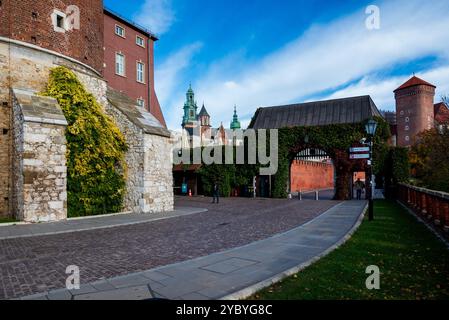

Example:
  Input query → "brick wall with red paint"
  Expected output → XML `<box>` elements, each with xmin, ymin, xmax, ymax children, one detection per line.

<box><xmin>290</xmin><ymin>160</ymin><xmax>334</xmax><ymax>192</ymax></box>
<box><xmin>104</xmin><ymin>11</ymin><xmax>166</xmax><ymax>127</ymax></box>
<box><xmin>0</xmin><ymin>0</ymin><xmax>104</xmax><ymax>74</ymax></box>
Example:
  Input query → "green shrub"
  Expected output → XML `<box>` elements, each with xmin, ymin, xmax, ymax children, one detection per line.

<box><xmin>41</xmin><ymin>67</ymin><xmax>128</xmax><ymax>217</ymax></box>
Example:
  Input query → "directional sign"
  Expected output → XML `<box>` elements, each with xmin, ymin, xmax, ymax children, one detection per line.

<box><xmin>350</xmin><ymin>147</ymin><xmax>370</xmax><ymax>153</ymax></box>
<box><xmin>350</xmin><ymin>153</ymin><xmax>370</xmax><ymax>159</ymax></box>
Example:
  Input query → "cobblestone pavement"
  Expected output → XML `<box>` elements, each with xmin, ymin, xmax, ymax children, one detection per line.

<box><xmin>0</xmin><ymin>197</ymin><xmax>338</xmax><ymax>299</ymax></box>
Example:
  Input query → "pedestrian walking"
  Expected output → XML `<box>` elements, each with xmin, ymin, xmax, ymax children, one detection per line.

<box><xmin>354</xmin><ymin>178</ymin><xmax>365</xmax><ymax>200</ymax></box>
<box><xmin>212</xmin><ymin>181</ymin><xmax>220</xmax><ymax>204</ymax></box>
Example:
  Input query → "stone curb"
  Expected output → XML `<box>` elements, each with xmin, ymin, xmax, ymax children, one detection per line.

<box><xmin>0</xmin><ymin>207</ymin><xmax>208</xmax><ymax>240</ymax></box>
<box><xmin>0</xmin><ymin>211</ymin><xmax>133</xmax><ymax>228</ymax></box>
<box><xmin>220</xmin><ymin>202</ymin><xmax>368</xmax><ymax>300</ymax></box>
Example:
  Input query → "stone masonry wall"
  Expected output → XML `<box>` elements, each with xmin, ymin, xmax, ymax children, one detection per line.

<box><xmin>21</xmin><ymin>122</ymin><xmax>67</xmax><ymax>222</ymax></box>
<box><xmin>0</xmin><ymin>101</ymin><xmax>10</xmax><ymax>217</ymax></box>
<box><xmin>11</xmin><ymin>97</ymin><xmax>23</xmax><ymax>219</ymax></box>
<box><xmin>104</xmin><ymin>102</ymin><xmax>145</xmax><ymax>213</ymax></box>
<box><xmin>1</xmin><ymin>39</ymin><xmax>173</xmax><ymax>219</ymax></box>
<box><xmin>105</xmin><ymin>101</ymin><xmax>174</xmax><ymax>213</ymax></box>
<box><xmin>0</xmin><ymin>39</ymin><xmax>103</xmax><ymax>218</ymax></box>
<box><xmin>143</xmin><ymin>134</ymin><xmax>174</xmax><ymax>213</ymax></box>
<box><xmin>12</xmin><ymin>92</ymin><xmax>68</xmax><ymax>222</ymax></box>
<box><xmin>0</xmin><ymin>40</ymin><xmax>11</xmax><ymax>217</ymax></box>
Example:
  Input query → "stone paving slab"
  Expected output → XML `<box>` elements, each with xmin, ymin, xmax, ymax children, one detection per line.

<box><xmin>21</xmin><ymin>200</ymin><xmax>367</xmax><ymax>300</ymax></box>
<box><xmin>0</xmin><ymin>207</ymin><xmax>207</xmax><ymax>240</ymax></box>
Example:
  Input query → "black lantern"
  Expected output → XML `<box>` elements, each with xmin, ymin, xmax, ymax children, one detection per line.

<box><xmin>365</xmin><ymin>118</ymin><xmax>378</xmax><ymax>136</ymax></box>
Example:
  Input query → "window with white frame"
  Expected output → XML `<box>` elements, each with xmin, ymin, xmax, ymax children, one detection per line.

<box><xmin>136</xmin><ymin>36</ymin><xmax>145</xmax><ymax>47</ymax></box>
<box><xmin>115</xmin><ymin>53</ymin><xmax>125</xmax><ymax>76</ymax></box>
<box><xmin>137</xmin><ymin>98</ymin><xmax>145</xmax><ymax>108</ymax></box>
<box><xmin>51</xmin><ymin>9</ymin><xmax>66</xmax><ymax>33</ymax></box>
<box><xmin>115</xmin><ymin>24</ymin><xmax>125</xmax><ymax>37</ymax></box>
<box><xmin>137</xmin><ymin>61</ymin><xmax>145</xmax><ymax>83</ymax></box>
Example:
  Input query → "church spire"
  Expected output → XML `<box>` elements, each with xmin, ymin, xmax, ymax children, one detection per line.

<box><xmin>230</xmin><ymin>105</ymin><xmax>241</xmax><ymax>130</ymax></box>
<box><xmin>182</xmin><ymin>84</ymin><xmax>198</xmax><ymax>128</ymax></box>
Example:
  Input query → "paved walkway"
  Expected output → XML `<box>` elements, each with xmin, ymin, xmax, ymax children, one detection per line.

<box><xmin>0</xmin><ymin>207</ymin><xmax>207</xmax><ymax>240</ymax></box>
<box><xmin>21</xmin><ymin>200</ymin><xmax>367</xmax><ymax>300</ymax></box>
<box><xmin>0</xmin><ymin>197</ymin><xmax>337</xmax><ymax>299</ymax></box>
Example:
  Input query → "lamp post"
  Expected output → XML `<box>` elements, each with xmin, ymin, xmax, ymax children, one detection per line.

<box><xmin>365</xmin><ymin>118</ymin><xmax>378</xmax><ymax>221</ymax></box>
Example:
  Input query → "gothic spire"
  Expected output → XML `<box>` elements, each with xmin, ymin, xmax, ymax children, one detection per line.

<box><xmin>230</xmin><ymin>105</ymin><xmax>241</xmax><ymax>130</ymax></box>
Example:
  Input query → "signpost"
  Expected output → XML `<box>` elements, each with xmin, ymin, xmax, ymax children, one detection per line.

<box><xmin>349</xmin><ymin>153</ymin><xmax>370</xmax><ymax>159</ymax></box>
<box><xmin>349</xmin><ymin>147</ymin><xmax>370</xmax><ymax>153</ymax></box>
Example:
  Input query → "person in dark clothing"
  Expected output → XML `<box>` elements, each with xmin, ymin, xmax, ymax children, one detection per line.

<box><xmin>354</xmin><ymin>178</ymin><xmax>365</xmax><ymax>200</ymax></box>
<box><xmin>212</xmin><ymin>182</ymin><xmax>220</xmax><ymax>204</ymax></box>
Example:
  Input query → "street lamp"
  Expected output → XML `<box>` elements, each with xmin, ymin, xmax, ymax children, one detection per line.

<box><xmin>365</xmin><ymin>118</ymin><xmax>378</xmax><ymax>221</ymax></box>
<box><xmin>365</xmin><ymin>118</ymin><xmax>378</xmax><ymax>137</ymax></box>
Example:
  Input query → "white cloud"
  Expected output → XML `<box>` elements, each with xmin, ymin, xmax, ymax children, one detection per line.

<box><xmin>155</xmin><ymin>42</ymin><xmax>203</xmax><ymax>109</ymax></box>
<box><xmin>134</xmin><ymin>0</ymin><xmax>175</xmax><ymax>35</ymax></box>
<box><xmin>326</xmin><ymin>66</ymin><xmax>449</xmax><ymax>111</ymax></box>
<box><xmin>158</xmin><ymin>0</ymin><xmax>449</xmax><ymax>129</ymax></box>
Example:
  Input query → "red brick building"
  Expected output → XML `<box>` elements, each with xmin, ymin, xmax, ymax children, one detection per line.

<box><xmin>103</xmin><ymin>8</ymin><xmax>166</xmax><ymax>127</ymax></box>
<box><xmin>0</xmin><ymin>0</ymin><xmax>104</xmax><ymax>74</ymax></box>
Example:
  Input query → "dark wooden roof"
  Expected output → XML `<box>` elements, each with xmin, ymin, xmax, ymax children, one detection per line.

<box><xmin>248</xmin><ymin>95</ymin><xmax>382</xmax><ymax>129</ymax></box>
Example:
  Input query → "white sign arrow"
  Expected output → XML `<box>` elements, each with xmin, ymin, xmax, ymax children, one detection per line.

<box><xmin>350</xmin><ymin>147</ymin><xmax>370</xmax><ymax>153</ymax></box>
<box><xmin>350</xmin><ymin>153</ymin><xmax>370</xmax><ymax>159</ymax></box>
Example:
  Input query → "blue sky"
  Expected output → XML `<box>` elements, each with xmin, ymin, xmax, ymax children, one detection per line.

<box><xmin>104</xmin><ymin>0</ymin><xmax>449</xmax><ymax>129</ymax></box>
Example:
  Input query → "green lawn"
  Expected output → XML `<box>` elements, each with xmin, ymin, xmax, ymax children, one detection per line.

<box><xmin>252</xmin><ymin>200</ymin><xmax>449</xmax><ymax>300</ymax></box>
<box><xmin>0</xmin><ymin>217</ymin><xmax>17</xmax><ymax>224</ymax></box>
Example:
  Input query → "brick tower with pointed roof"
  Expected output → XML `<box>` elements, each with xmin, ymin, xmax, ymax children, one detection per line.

<box><xmin>394</xmin><ymin>75</ymin><xmax>436</xmax><ymax>147</ymax></box>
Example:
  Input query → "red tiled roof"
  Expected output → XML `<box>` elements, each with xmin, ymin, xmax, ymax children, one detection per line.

<box><xmin>434</xmin><ymin>102</ymin><xmax>449</xmax><ymax>124</ymax></box>
<box><xmin>394</xmin><ymin>76</ymin><xmax>436</xmax><ymax>92</ymax></box>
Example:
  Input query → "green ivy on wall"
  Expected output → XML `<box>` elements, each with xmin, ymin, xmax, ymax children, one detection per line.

<box><xmin>41</xmin><ymin>67</ymin><xmax>128</xmax><ymax>217</ymax></box>
<box><xmin>185</xmin><ymin>118</ymin><xmax>390</xmax><ymax>200</ymax></box>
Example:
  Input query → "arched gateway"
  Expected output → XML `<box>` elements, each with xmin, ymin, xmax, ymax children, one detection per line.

<box><xmin>249</xmin><ymin>95</ymin><xmax>387</xmax><ymax>200</ymax></box>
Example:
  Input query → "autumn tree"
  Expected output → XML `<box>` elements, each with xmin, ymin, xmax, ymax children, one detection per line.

<box><xmin>409</xmin><ymin>127</ymin><xmax>449</xmax><ymax>192</ymax></box>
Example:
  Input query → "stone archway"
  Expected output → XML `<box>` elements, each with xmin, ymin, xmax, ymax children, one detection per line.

<box><xmin>268</xmin><ymin>124</ymin><xmax>378</xmax><ymax>201</ymax></box>
<box><xmin>288</xmin><ymin>146</ymin><xmax>336</xmax><ymax>198</ymax></box>
<box><xmin>286</xmin><ymin>143</ymin><xmax>362</xmax><ymax>200</ymax></box>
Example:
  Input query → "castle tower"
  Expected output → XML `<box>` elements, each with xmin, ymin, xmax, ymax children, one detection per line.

<box><xmin>0</xmin><ymin>0</ymin><xmax>104</xmax><ymax>74</ymax></box>
<box><xmin>198</xmin><ymin>103</ymin><xmax>210</xmax><ymax>127</ymax></box>
<box><xmin>230</xmin><ymin>105</ymin><xmax>241</xmax><ymax>130</ymax></box>
<box><xmin>394</xmin><ymin>76</ymin><xmax>436</xmax><ymax>147</ymax></box>
<box><xmin>182</xmin><ymin>84</ymin><xmax>198</xmax><ymax>129</ymax></box>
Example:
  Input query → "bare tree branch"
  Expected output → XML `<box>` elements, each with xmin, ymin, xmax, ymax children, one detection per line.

<box><xmin>441</xmin><ymin>95</ymin><xmax>449</xmax><ymax>108</ymax></box>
